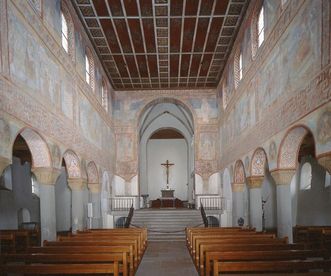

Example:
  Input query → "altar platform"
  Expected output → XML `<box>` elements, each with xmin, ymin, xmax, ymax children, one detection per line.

<box><xmin>151</xmin><ymin>198</ymin><xmax>184</xmax><ymax>208</ymax></box>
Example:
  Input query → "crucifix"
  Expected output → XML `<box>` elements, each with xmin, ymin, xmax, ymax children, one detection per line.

<box><xmin>161</xmin><ymin>160</ymin><xmax>174</xmax><ymax>188</ymax></box>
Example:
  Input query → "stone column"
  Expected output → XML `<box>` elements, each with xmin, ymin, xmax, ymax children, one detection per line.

<box><xmin>32</xmin><ymin>167</ymin><xmax>61</xmax><ymax>243</ymax></box>
<box><xmin>68</xmin><ymin>178</ymin><xmax>87</xmax><ymax>231</ymax></box>
<box><xmin>247</xmin><ymin>176</ymin><xmax>263</xmax><ymax>232</ymax></box>
<box><xmin>232</xmin><ymin>183</ymin><xmax>244</xmax><ymax>227</ymax></box>
<box><xmin>0</xmin><ymin>156</ymin><xmax>11</xmax><ymax>175</ymax></box>
<box><xmin>271</xmin><ymin>169</ymin><xmax>296</xmax><ymax>242</ymax></box>
<box><xmin>88</xmin><ymin>184</ymin><xmax>101</xmax><ymax>229</ymax></box>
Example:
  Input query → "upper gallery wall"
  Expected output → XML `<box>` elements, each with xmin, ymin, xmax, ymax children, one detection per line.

<box><xmin>218</xmin><ymin>0</ymin><xmax>331</xmax><ymax>172</ymax></box>
<box><xmin>0</xmin><ymin>0</ymin><xmax>115</xmax><ymax>175</ymax></box>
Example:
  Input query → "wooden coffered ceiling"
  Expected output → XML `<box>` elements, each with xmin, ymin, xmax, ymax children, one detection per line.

<box><xmin>73</xmin><ymin>0</ymin><xmax>249</xmax><ymax>90</ymax></box>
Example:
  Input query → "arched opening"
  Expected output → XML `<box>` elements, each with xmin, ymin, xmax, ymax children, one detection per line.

<box><xmin>138</xmin><ymin>99</ymin><xmax>194</xmax><ymax>207</ymax></box>
<box><xmin>261</xmin><ymin>163</ymin><xmax>277</xmax><ymax>232</ymax></box>
<box><xmin>55</xmin><ymin>158</ymin><xmax>72</xmax><ymax>234</ymax></box>
<box><xmin>17</xmin><ymin>208</ymin><xmax>31</xmax><ymax>226</ymax></box>
<box><xmin>0</xmin><ymin>133</ymin><xmax>40</xmax><ymax>230</ymax></box>
<box><xmin>207</xmin><ymin>216</ymin><xmax>219</xmax><ymax>227</ymax></box>
<box><xmin>115</xmin><ymin>216</ymin><xmax>126</xmax><ymax>228</ymax></box>
<box><xmin>291</xmin><ymin>131</ymin><xmax>331</xmax><ymax>226</ymax></box>
<box><xmin>232</xmin><ymin>160</ymin><xmax>249</xmax><ymax>227</ymax></box>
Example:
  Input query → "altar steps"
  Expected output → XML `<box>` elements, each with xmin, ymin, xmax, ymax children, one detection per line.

<box><xmin>131</xmin><ymin>209</ymin><xmax>203</xmax><ymax>241</ymax></box>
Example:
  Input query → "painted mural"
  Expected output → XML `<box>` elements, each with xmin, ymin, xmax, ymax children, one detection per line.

<box><xmin>317</xmin><ymin>110</ymin><xmax>331</xmax><ymax>144</ymax></box>
<box><xmin>113</xmin><ymin>98</ymin><xmax>144</xmax><ymax>123</ymax></box>
<box><xmin>199</xmin><ymin>132</ymin><xmax>216</xmax><ymax>160</ymax></box>
<box><xmin>8</xmin><ymin>7</ymin><xmax>73</xmax><ymax>119</ymax></box>
<box><xmin>79</xmin><ymin>95</ymin><xmax>102</xmax><ymax>149</ymax></box>
<box><xmin>189</xmin><ymin>98</ymin><xmax>218</xmax><ymax>123</ymax></box>
<box><xmin>116</xmin><ymin>134</ymin><xmax>134</xmax><ymax>162</ymax></box>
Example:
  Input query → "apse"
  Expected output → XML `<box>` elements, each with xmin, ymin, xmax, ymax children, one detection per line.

<box><xmin>139</xmin><ymin>100</ymin><xmax>194</xmax><ymax>203</ymax></box>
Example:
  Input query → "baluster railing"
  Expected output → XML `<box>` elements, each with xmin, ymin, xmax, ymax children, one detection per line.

<box><xmin>110</xmin><ymin>197</ymin><xmax>134</xmax><ymax>211</ymax></box>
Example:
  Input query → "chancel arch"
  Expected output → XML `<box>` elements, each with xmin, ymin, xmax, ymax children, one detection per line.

<box><xmin>139</xmin><ymin>99</ymin><xmax>194</xmax><ymax>205</ymax></box>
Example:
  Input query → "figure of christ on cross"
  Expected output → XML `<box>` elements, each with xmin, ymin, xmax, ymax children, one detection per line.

<box><xmin>161</xmin><ymin>160</ymin><xmax>174</xmax><ymax>188</ymax></box>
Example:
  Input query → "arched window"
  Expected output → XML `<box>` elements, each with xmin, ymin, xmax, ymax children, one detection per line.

<box><xmin>222</xmin><ymin>81</ymin><xmax>228</xmax><ymax>109</ymax></box>
<box><xmin>239</xmin><ymin>53</ymin><xmax>243</xmax><ymax>80</ymax></box>
<box><xmin>252</xmin><ymin>3</ymin><xmax>265</xmax><ymax>58</ymax></box>
<box><xmin>234</xmin><ymin>50</ymin><xmax>242</xmax><ymax>88</ymax></box>
<box><xmin>61</xmin><ymin>3</ymin><xmax>75</xmax><ymax>60</ymax></box>
<box><xmin>300</xmin><ymin>162</ymin><xmax>312</xmax><ymax>190</ymax></box>
<box><xmin>85</xmin><ymin>48</ymin><xmax>95</xmax><ymax>90</ymax></box>
<box><xmin>101</xmin><ymin>80</ymin><xmax>108</xmax><ymax>111</ymax></box>
<box><xmin>61</xmin><ymin>11</ymin><xmax>69</xmax><ymax>52</ymax></box>
<box><xmin>257</xmin><ymin>6</ymin><xmax>265</xmax><ymax>47</ymax></box>
<box><xmin>31</xmin><ymin>174</ymin><xmax>39</xmax><ymax>197</ymax></box>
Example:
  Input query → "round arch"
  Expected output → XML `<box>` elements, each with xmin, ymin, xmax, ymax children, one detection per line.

<box><xmin>138</xmin><ymin>99</ymin><xmax>195</xmax><ymax>204</ymax></box>
<box><xmin>250</xmin><ymin>147</ymin><xmax>268</xmax><ymax>177</ymax></box>
<box><xmin>12</xmin><ymin>127</ymin><xmax>52</xmax><ymax>168</ymax></box>
<box><xmin>87</xmin><ymin>161</ymin><xmax>99</xmax><ymax>184</ymax></box>
<box><xmin>62</xmin><ymin>150</ymin><xmax>81</xmax><ymax>179</ymax></box>
<box><xmin>278</xmin><ymin>125</ymin><xmax>315</xmax><ymax>170</ymax></box>
<box><xmin>137</xmin><ymin>97</ymin><xmax>195</xmax><ymax>131</ymax></box>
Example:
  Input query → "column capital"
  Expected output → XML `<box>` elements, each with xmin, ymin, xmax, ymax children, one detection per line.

<box><xmin>317</xmin><ymin>155</ymin><xmax>331</xmax><ymax>174</ymax></box>
<box><xmin>246</xmin><ymin>176</ymin><xmax>264</xmax><ymax>189</ymax></box>
<box><xmin>0</xmin><ymin>156</ymin><xmax>11</xmax><ymax>175</ymax></box>
<box><xmin>88</xmin><ymin>183</ymin><xmax>101</xmax><ymax>193</ymax></box>
<box><xmin>32</xmin><ymin>167</ymin><xmax>61</xmax><ymax>185</ymax></box>
<box><xmin>232</xmin><ymin>183</ymin><xmax>244</xmax><ymax>192</ymax></box>
<box><xmin>68</xmin><ymin>178</ymin><xmax>87</xmax><ymax>191</ymax></box>
<box><xmin>270</xmin><ymin>169</ymin><xmax>296</xmax><ymax>185</ymax></box>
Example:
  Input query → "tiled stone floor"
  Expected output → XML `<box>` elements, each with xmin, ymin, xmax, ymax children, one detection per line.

<box><xmin>136</xmin><ymin>241</ymin><xmax>198</xmax><ymax>276</ymax></box>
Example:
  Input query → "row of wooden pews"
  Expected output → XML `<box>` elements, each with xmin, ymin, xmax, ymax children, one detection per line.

<box><xmin>0</xmin><ymin>228</ymin><xmax>40</xmax><ymax>253</ymax></box>
<box><xmin>186</xmin><ymin>227</ymin><xmax>331</xmax><ymax>276</ymax></box>
<box><xmin>0</xmin><ymin>228</ymin><xmax>147</xmax><ymax>276</ymax></box>
<box><xmin>294</xmin><ymin>225</ymin><xmax>331</xmax><ymax>251</ymax></box>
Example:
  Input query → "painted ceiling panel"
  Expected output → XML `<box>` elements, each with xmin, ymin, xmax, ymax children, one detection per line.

<box><xmin>73</xmin><ymin>0</ymin><xmax>249</xmax><ymax>90</ymax></box>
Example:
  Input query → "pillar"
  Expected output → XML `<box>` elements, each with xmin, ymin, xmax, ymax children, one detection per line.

<box><xmin>68</xmin><ymin>178</ymin><xmax>87</xmax><ymax>231</ymax></box>
<box><xmin>0</xmin><ymin>156</ymin><xmax>11</xmax><ymax>175</ymax></box>
<box><xmin>32</xmin><ymin>167</ymin><xmax>61</xmax><ymax>242</ymax></box>
<box><xmin>88</xmin><ymin>184</ymin><xmax>101</xmax><ymax>229</ymax></box>
<box><xmin>232</xmin><ymin>183</ymin><xmax>244</xmax><ymax>227</ymax></box>
<box><xmin>271</xmin><ymin>169</ymin><xmax>296</xmax><ymax>242</ymax></box>
<box><xmin>247</xmin><ymin>176</ymin><xmax>263</xmax><ymax>232</ymax></box>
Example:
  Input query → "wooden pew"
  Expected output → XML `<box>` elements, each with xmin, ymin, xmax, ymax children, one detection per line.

<box><xmin>0</xmin><ymin>263</ymin><xmax>120</xmax><ymax>275</ymax></box>
<box><xmin>194</xmin><ymin>237</ymin><xmax>288</xmax><ymax>268</ymax></box>
<box><xmin>64</xmin><ymin>232</ymin><xmax>145</xmax><ymax>254</ymax></box>
<box><xmin>213</xmin><ymin>259</ymin><xmax>331</xmax><ymax>275</ymax></box>
<box><xmin>206</xmin><ymin>249</ymin><xmax>329</xmax><ymax>276</ymax></box>
<box><xmin>0</xmin><ymin>233</ymin><xmax>15</xmax><ymax>253</ymax></box>
<box><xmin>78</xmin><ymin>228</ymin><xmax>148</xmax><ymax>247</ymax></box>
<box><xmin>186</xmin><ymin>227</ymin><xmax>255</xmax><ymax>247</ymax></box>
<box><xmin>201</xmin><ymin>243</ymin><xmax>305</xmax><ymax>276</ymax></box>
<box><xmin>27</xmin><ymin>245</ymin><xmax>135</xmax><ymax>275</ymax></box>
<box><xmin>0</xmin><ymin>252</ymin><xmax>128</xmax><ymax>276</ymax></box>
<box><xmin>44</xmin><ymin>240</ymin><xmax>140</xmax><ymax>269</ymax></box>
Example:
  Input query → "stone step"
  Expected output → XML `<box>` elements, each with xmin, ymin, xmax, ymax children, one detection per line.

<box><xmin>131</xmin><ymin>208</ymin><xmax>203</xmax><ymax>241</ymax></box>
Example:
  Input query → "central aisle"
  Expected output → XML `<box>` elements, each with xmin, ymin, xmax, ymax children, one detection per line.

<box><xmin>136</xmin><ymin>241</ymin><xmax>198</xmax><ymax>276</ymax></box>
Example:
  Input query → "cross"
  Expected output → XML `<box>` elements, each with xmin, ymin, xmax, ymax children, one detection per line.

<box><xmin>161</xmin><ymin>160</ymin><xmax>174</xmax><ymax>185</ymax></box>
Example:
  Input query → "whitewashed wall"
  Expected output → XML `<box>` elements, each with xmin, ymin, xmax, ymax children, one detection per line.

<box><xmin>147</xmin><ymin>139</ymin><xmax>188</xmax><ymax>201</ymax></box>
